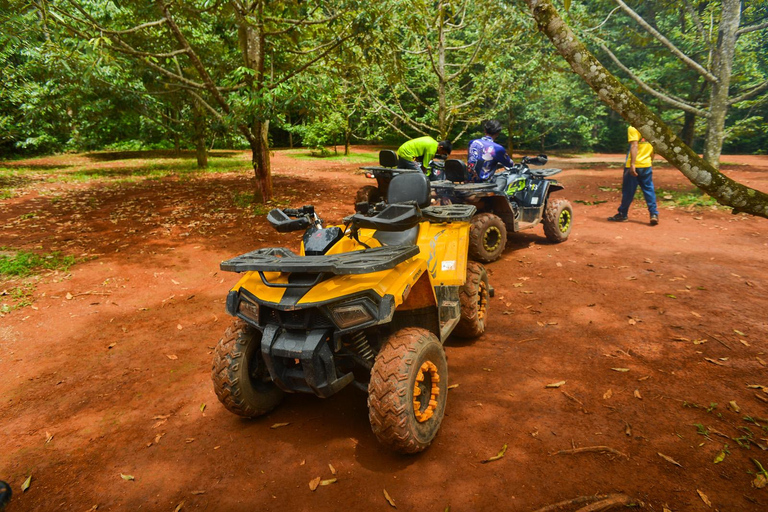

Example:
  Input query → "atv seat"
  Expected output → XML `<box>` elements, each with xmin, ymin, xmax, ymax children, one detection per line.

<box><xmin>444</xmin><ymin>159</ymin><xmax>469</xmax><ymax>183</ymax></box>
<box><xmin>379</xmin><ymin>149</ymin><xmax>398</xmax><ymax>168</ymax></box>
<box><xmin>349</xmin><ymin>172</ymin><xmax>430</xmax><ymax>244</ymax></box>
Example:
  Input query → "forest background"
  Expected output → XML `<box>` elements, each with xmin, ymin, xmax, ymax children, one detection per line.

<box><xmin>2</xmin><ymin>0</ymin><xmax>766</xmax><ymax>177</ymax></box>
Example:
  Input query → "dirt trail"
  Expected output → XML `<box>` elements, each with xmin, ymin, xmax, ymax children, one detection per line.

<box><xmin>1</xmin><ymin>150</ymin><xmax>767</xmax><ymax>511</ymax></box>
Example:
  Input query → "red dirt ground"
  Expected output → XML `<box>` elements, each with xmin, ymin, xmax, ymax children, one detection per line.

<box><xmin>1</xmin><ymin>149</ymin><xmax>767</xmax><ymax>511</ymax></box>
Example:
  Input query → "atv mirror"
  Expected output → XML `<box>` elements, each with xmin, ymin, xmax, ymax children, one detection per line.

<box><xmin>267</xmin><ymin>208</ymin><xmax>311</xmax><ymax>233</ymax></box>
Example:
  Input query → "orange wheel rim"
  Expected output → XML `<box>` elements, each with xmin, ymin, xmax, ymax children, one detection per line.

<box><xmin>477</xmin><ymin>279</ymin><xmax>488</xmax><ymax>320</ymax></box>
<box><xmin>413</xmin><ymin>361</ymin><xmax>440</xmax><ymax>423</ymax></box>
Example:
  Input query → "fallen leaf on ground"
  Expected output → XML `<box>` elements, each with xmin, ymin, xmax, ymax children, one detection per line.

<box><xmin>447</xmin><ymin>384</ymin><xmax>459</xmax><ymax>390</ymax></box>
<box><xmin>697</xmin><ymin>489</ymin><xmax>712</xmax><ymax>507</ymax></box>
<box><xmin>740</xmin><ymin>339</ymin><xmax>751</xmax><ymax>347</ymax></box>
<box><xmin>713</xmin><ymin>447</ymin><xmax>728</xmax><ymax>464</ymax></box>
<box><xmin>692</xmin><ymin>339</ymin><xmax>707</xmax><ymax>345</ymax></box>
<box><xmin>328</xmin><ymin>463</ymin><xmax>336</xmax><ymax>475</ymax></box>
<box><xmin>734</xmin><ymin>329</ymin><xmax>746</xmax><ymax>336</ymax></box>
<box><xmin>166</xmin><ymin>354</ymin><xmax>178</xmax><ymax>360</ymax></box>
<box><xmin>603</xmin><ymin>389</ymin><xmax>613</xmax><ymax>399</ymax></box>
<box><xmin>658</xmin><ymin>453</ymin><xmax>682</xmax><ymax>468</ymax></box>
<box><xmin>383</xmin><ymin>489</ymin><xmax>397</xmax><ymax>508</ymax></box>
<box><xmin>120</xmin><ymin>473</ymin><xmax>135</xmax><ymax>481</ymax></box>
<box><xmin>45</xmin><ymin>431</ymin><xmax>53</xmax><ymax>444</ymax></box>
<box><xmin>628</xmin><ymin>318</ymin><xmax>636</xmax><ymax>325</ymax></box>
<box><xmin>177</xmin><ymin>324</ymin><xmax>183</xmax><ymax>330</ymax></box>
<box><xmin>309</xmin><ymin>477</ymin><xmax>321</xmax><ymax>491</ymax></box>
<box><xmin>634</xmin><ymin>389</ymin><xmax>642</xmax><ymax>399</ymax></box>
<box><xmin>320</xmin><ymin>478</ymin><xmax>337</xmax><ymax>486</ymax></box>
<box><xmin>200</xmin><ymin>403</ymin><xmax>206</xmax><ymax>413</ymax></box>
<box><xmin>270</xmin><ymin>422</ymin><xmax>290</xmax><ymax>429</ymax></box>
<box><xmin>754</xmin><ymin>474</ymin><xmax>768</xmax><ymax>489</ymax></box>
<box><xmin>66</xmin><ymin>292</ymin><xmax>73</xmax><ymax>300</ymax></box>
<box><xmin>612</xmin><ymin>368</ymin><xmax>630</xmax><ymax>372</ymax></box>
<box><xmin>728</xmin><ymin>401</ymin><xmax>740</xmax><ymax>413</ymax></box>
<box><xmin>481</xmin><ymin>444</ymin><xmax>508</xmax><ymax>463</ymax></box>
<box><xmin>21</xmin><ymin>475</ymin><xmax>31</xmax><ymax>492</ymax></box>
<box><xmin>173</xmin><ymin>502</ymin><xmax>184</xmax><ymax>512</ymax></box>
<box><xmin>546</xmin><ymin>381</ymin><xmax>565</xmax><ymax>388</ymax></box>
<box><xmin>191</xmin><ymin>490</ymin><xmax>206</xmax><ymax>495</ymax></box>
<box><xmin>704</xmin><ymin>358</ymin><xmax>724</xmax><ymax>366</ymax></box>
<box><xmin>107</xmin><ymin>343</ymin><xmax>117</xmax><ymax>349</ymax></box>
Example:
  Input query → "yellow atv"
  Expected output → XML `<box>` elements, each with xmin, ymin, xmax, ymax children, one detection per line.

<box><xmin>213</xmin><ymin>173</ymin><xmax>491</xmax><ymax>453</ymax></box>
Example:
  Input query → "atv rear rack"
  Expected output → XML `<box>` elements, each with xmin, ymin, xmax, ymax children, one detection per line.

<box><xmin>220</xmin><ymin>245</ymin><xmax>420</xmax><ymax>275</ymax></box>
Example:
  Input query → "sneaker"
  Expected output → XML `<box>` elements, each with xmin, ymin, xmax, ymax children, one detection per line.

<box><xmin>607</xmin><ymin>214</ymin><xmax>628</xmax><ymax>222</ymax></box>
<box><xmin>650</xmin><ymin>214</ymin><xmax>659</xmax><ymax>226</ymax></box>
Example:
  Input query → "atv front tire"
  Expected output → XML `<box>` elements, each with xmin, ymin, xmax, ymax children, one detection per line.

<box><xmin>368</xmin><ymin>328</ymin><xmax>448</xmax><ymax>454</ymax></box>
<box><xmin>543</xmin><ymin>198</ymin><xmax>573</xmax><ymax>243</ymax></box>
<box><xmin>355</xmin><ymin>185</ymin><xmax>382</xmax><ymax>205</ymax></box>
<box><xmin>468</xmin><ymin>213</ymin><xmax>507</xmax><ymax>263</ymax></box>
<box><xmin>453</xmin><ymin>261</ymin><xmax>489</xmax><ymax>338</ymax></box>
<box><xmin>212</xmin><ymin>319</ymin><xmax>284</xmax><ymax>418</ymax></box>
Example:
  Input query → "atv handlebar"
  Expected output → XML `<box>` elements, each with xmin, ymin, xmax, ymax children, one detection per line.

<box><xmin>267</xmin><ymin>205</ymin><xmax>320</xmax><ymax>233</ymax></box>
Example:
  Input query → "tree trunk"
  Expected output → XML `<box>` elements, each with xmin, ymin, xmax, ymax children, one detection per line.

<box><xmin>287</xmin><ymin>112</ymin><xmax>293</xmax><ymax>149</ymax></box>
<box><xmin>437</xmin><ymin>2</ymin><xmax>447</xmax><ymax>140</ymax></box>
<box><xmin>251</xmin><ymin>118</ymin><xmax>271</xmax><ymax>203</ymax></box>
<box><xmin>681</xmin><ymin>111</ymin><xmax>696</xmax><ymax>147</ymax></box>
<box><xmin>238</xmin><ymin>1</ymin><xmax>272</xmax><ymax>202</ymax></box>
<box><xmin>525</xmin><ymin>0</ymin><xmax>768</xmax><ymax>218</ymax></box>
<box><xmin>192</xmin><ymin>98</ymin><xmax>208</xmax><ymax>168</ymax></box>
<box><xmin>702</xmin><ymin>0</ymin><xmax>740</xmax><ymax>169</ymax></box>
<box><xmin>345</xmin><ymin>115</ymin><xmax>350</xmax><ymax>156</ymax></box>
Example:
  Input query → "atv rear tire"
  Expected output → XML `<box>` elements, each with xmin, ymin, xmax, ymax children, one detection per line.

<box><xmin>453</xmin><ymin>261</ymin><xmax>489</xmax><ymax>338</ymax></box>
<box><xmin>468</xmin><ymin>213</ymin><xmax>507</xmax><ymax>263</ymax></box>
<box><xmin>355</xmin><ymin>185</ymin><xmax>382</xmax><ymax>205</ymax></box>
<box><xmin>212</xmin><ymin>319</ymin><xmax>284</xmax><ymax>418</ymax></box>
<box><xmin>543</xmin><ymin>198</ymin><xmax>573</xmax><ymax>243</ymax></box>
<box><xmin>368</xmin><ymin>327</ymin><xmax>447</xmax><ymax>454</ymax></box>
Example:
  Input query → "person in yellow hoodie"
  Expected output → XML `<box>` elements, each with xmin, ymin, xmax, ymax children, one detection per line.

<box><xmin>608</xmin><ymin>126</ymin><xmax>659</xmax><ymax>225</ymax></box>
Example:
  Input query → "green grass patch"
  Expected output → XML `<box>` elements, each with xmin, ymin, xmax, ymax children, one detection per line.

<box><xmin>0</xmin><ymin>249</ymin><xmax>76</xmax><ymax>278</ymax></box>
<box><xmin>645</xmin><ymin>188</ymin><xmax>722</xmax><ymax>208</ymax></box>
<box><xmin>281</xmin><ymin>149</ymin><xmax>378</xmax><ymax>164</ymax></box>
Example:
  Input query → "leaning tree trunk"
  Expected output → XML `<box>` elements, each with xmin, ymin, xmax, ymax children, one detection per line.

<box><xmin>702</xmin><ymin>0</ymin><xmax>740</xmax><ymax>169</ymax></box>
<box><xmin>525</xmin><ymin>0</ymin><xmax>768</xmax><ymax>218</ymax></box>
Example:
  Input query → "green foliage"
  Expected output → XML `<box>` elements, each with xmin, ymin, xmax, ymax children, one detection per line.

<box><xmin>0</xmin><ymin>249</ymin><xmax>76</xmax><ymax>277</ymax></box>
<box><xmin>655</xmin><ymin>188</ymin><xmax>723</xmax><ymax>208</ymax></box>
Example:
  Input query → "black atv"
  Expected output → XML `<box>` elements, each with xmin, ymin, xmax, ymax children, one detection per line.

<box><xmin>432</xmin><ymin>155</ymin><xmax>573</xmax><ymax>263</ymax></box>
<box><xmin>356</xmin><ymin>150</ymin><xmax>445</xmax><ymax>204</ymax></box>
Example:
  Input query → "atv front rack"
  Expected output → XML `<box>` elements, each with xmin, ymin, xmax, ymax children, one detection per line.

<box><xmin>220</xmin><ymin>245</ymin><xmax>419</xmax><ymax>275</ymax></box>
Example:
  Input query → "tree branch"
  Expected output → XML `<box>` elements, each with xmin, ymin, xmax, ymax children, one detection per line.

<box><xmin>527</xmin><ymin>0</ymin><xmax>768</xmax><ymax>218</ymax></box>
<box><xmin>682</xmin><ymin>0</ymin><xmax>712</xmax><ymax>47</ymax></box>
<box><xmin>736</xmin><ymin>20</ymin><xmax>768</xmax><ymax>36</ymax></box>
<box><xmin>600</xmin><ymin>44</ymin><xmax>709</xmax><ymax>117</ymax></box>
<box><xmin>728</xmin><ymin>80</ymin><xmax>768</xmax><ymax>105</ymax></box>
<box><xmin>614</xmin><ymin>0</ymin><xmax>718</xmax><ymax>83</ymax></box>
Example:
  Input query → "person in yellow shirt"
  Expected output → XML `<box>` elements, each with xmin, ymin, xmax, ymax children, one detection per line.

<box><xmin>608</xmin><ymin>126</ymin><xmax>659</xmax><ymax>225</ymax></box>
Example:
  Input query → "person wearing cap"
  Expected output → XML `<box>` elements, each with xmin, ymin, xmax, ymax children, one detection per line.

<box><xmin>396</xmin><ymin>136</ymin><xmax>452</xmax><ymax>180</ymax></box>
<box><xmin>607</xmin><ymin>125</ymin><xmax>659</xmax><ymax>225</ymax></box>
<box><xmin>467</xmin><ymin>120</ymin><xmax>515</xmax><ymax>183</ymax></box>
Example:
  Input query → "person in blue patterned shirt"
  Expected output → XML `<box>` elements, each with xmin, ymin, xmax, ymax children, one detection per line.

<box><xmin>467</xmin><ymin>120</ymin><xmax>515</xmax><ymax>183</ymax></box>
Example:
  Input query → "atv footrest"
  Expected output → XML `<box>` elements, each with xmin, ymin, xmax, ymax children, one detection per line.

<box><xmin>260</xmin><ymin>325</ymin><xmax>353</xmax><ymax>398</ymax></box>
<box><xmin>422</xmin><ymin>205</ymin><xmax>477</xmax><ymax>222</ymax></box>
<box><xmin>221</xmin><ymin>245</ymin><xmax>419</xmax><ymax>275</ymax></box>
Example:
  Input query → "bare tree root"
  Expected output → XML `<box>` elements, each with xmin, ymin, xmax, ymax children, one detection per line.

<box><xmin>532</xmin><ymin>493</ymin><xmax>636</xmax><ymax>512</ymax></box>
<box><xmin>552</xmin><ymin>446</ymin><xmax>629</xmax><ymax>459</ymax></box>
<box><xmin>575</xmin><ymin>494</ymin><xmax>635</xmax><ymax>511</ymax></box>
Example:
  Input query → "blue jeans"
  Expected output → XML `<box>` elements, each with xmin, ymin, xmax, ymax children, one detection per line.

<box><xmin>618</xmin><ymin>167</ymin><xmax>658</xmax><ymax>216</ymax></box>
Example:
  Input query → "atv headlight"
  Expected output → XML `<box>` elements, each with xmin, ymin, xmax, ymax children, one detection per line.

<box><xmin>237</xmin><ymin>298</ymin><xmax>259</xmax><ymax>323</ymax></box>
<box><xmin>329</xmin><ymin>302</ymin><xmax>373</xmax><ymax>329</ymax></box>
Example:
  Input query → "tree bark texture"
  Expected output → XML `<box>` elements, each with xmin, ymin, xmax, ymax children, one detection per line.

<box><xmin>525</xmin><ymin>0</ymin><xmax>768</xmax><ymax>218</ymax></box>
<box><xmin>237</xmin><ymin>1</ymin><xmax>272</xmax><ymax>202</ymax></box>
<box><xmin>702</xmin><ymin>0</ymin><xmax>740</xmax><ymax>168</ymax></box>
